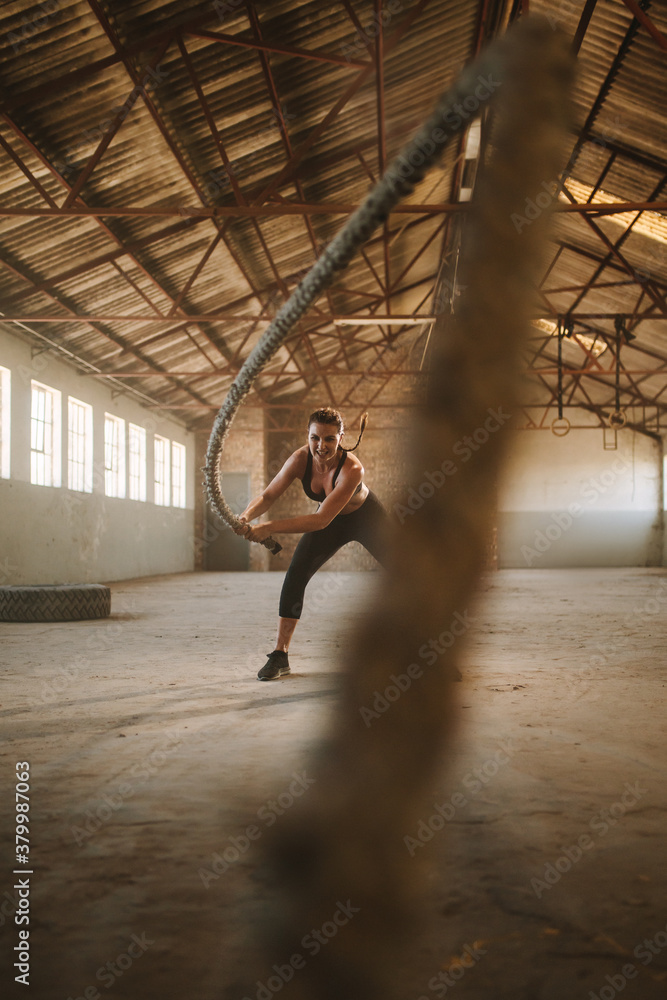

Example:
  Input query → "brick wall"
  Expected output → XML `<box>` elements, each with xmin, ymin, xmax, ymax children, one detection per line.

<box><xmin>194</xmin><ymin>407</ymin><xmax>268</xmax><ymax>572</ymax></box>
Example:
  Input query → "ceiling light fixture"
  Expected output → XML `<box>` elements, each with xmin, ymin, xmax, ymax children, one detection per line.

<box><xmin>333</xmin><ymin>316</ymin><xmax>437</xmax><ymax>326</ymax></box>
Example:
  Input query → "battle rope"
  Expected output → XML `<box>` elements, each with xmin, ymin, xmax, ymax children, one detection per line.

<box><xmin>204</xmin><ymin>33</ymin><xmax>542</xmax><ymax>551</ymax></box>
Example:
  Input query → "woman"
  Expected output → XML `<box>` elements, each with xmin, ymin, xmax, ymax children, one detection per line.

<box><xmin>237</xmin><ymin>406</ymin><xmax>388</xmax><ymax>680</ymax></box>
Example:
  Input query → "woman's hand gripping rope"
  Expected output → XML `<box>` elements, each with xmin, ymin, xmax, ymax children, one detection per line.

<box><xmin>235</xmin><ymin>517</ymin><xmax>278</xmax><ymax>548</ymax></box>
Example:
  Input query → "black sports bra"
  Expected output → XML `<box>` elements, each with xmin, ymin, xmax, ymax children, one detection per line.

<box><xmin>302</xmin><ymin>450</ymin><xmax>362</xmax><ymax>502</ymax></box>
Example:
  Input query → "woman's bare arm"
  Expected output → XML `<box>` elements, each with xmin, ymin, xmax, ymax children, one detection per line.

<box><xmin>244</xmin><ymin>461</ymin><xmax>364</xmax><ymax>542</ymax></box>
<box><xmin>236</xmin><ymin>450</ymin><xmax>305</xmax><ymax>527</ymax></box>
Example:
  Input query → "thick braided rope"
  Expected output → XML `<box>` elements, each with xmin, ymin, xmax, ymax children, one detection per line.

<box><xmin>204</xmin><ymin>40</ymin><xmax>509</xmax><ymax>550</ymax></box>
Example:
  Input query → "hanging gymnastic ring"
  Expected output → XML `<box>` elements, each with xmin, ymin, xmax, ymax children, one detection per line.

<box><xmin>608</xmin><ymin>409</ymin><xmax>626</xmax><ymax>428</ymax></box>
<box><xmin>551</xmin><ymin>416</ymin><xmax>570</xmax><ymax>436</ymax></box>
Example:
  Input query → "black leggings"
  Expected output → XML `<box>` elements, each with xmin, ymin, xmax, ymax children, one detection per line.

<box><xmin>279</xmin><ymin>490</ymin><xmax>387</xmax><ymax>619</ymax></box>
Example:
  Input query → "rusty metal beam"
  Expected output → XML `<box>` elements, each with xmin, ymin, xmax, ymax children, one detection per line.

<box><xmin>388</xmin><ymin>217</ymin><xmax>447</xmax><ymax>293</ymax></box>
<box><xmin>0</xmin><ymin>215</ymin><xmax>207</xmax><ymax>306</ymax></box>
<box><xmin>0</xmin><ymin>199</ymin><xmax>664</xmax><ymax>217</ymax></box>
<box><xmin>373</xmin><ymin>0</ymin><xmax>390</xmax><ymax>313</ymax></box>
<box><xmin>242</xmin><ymin>0</ymin><xmax>334</xmax><ymax>328</ymax></box>
<box><xmin>553</xmin><ymin>240</ymin><xmax>667</xmax><ymax>294</ymax></box>
<box><xmin>571</xmin><ymin>0</ymin><xmax>599</xmax><ymax>55</ymax></box>
<box><xmin>61</xmin><ymin>37</ymin><xmax>171</xmax><ymax>209</ymax></box>
<box><xmin>87</xmin><ymin>369</ymin><xmax>427</xmax><ymax>378</ymax></box>
<box><xmin>3</xmin><ymin>6</ymin><xmax>235</xmax><ymax>112</ymax></box>
<box><xmin>528</xmin><ymin>366</ymin><xmax>667</xmax><ymax>377</ymax></box>
<box><xmin>562</xmin><ymin>181</ymin><xmax>667</xmax><ymax>318</ymax></box>
<box><xmin>185</xmin><ymin>26</ymin><xmax>371</xmax><ymax>68</ymax></box>
<box><xmin>618</xmin><ymin>0</ymin><xmax>667</xmax><ymax>50</ymax></box>
<box><xmin>0</xmin><ymin>311</ymin><xmax>444</xmax><ymax>326</ymax></box>
<box><xmin>245</xmin><ymin>0</ymin><xmax>433</xmax><ymax>204</ymax></box>
<box><xmin>0</xmin><ymin>132</ymin><xmax>59</xmax><ymax>208</ymax></box>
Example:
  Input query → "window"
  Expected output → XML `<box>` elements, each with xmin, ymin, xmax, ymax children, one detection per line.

<box><xmin>31</xmin><ymin>381</ymin><xmax>61</xmax><ymax>487</ymax></box>
<box><xmin>129</xmin><ymin>423</ymin><xmax>147</xmax><ymax>501</ymax></box>
<box><xmin>154</xmin><ymin>434</ymin><xmax>170</xmax><ymax>506</ymax></box>
<box><xmin>67</xmin><ymin>396</ymin><xmax>93</xmax><ymax>493</ymax></box>
<box><xmin>172</xmin><ymin>442</ymin><xmax>186</xmax><ymax>508</ymax></box>
<box><xmin>0</xmin><ymin>366</ymin><xmax>10</xmax><ymax>479</ymax></box>
<box><xmin>104</xmin><ymin>413</ymin><xmax>126</xmax><ymax>498</ymax></box>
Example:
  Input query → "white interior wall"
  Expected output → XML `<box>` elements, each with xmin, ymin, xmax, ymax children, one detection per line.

<box><xmin>498</xmin><ymin>427</ymin><xmax>663</xmax><ymax>567</ymax></box>
<box><xmin>0</xmin><ymin>329</ymin><xmax>195</xmax><ymax>585</ymax></box>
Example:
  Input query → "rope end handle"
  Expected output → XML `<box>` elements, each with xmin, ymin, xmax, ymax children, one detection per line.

<box><xmin>262</xmin><ymin>536</ymin><xmax>282</xmax><ymax>555</ymax></box>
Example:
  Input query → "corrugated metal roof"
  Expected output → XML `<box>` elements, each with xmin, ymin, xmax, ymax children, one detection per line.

<box><xmin>0</xmin><ymin>0</ymin><xmax>665</xmax><ymax>430</ymax></box>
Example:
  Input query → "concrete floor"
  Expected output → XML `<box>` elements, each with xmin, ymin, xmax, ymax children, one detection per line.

<box><xmin>1</xmin><ymin>568</ymin><xmax>666</xmax><ymax>1000</ymax></box>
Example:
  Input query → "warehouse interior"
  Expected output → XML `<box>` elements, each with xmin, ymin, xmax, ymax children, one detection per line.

<box><xmin>0</xmin><ymin>1</ymin><xmax>666</xmax><ymax>998</ymax></box>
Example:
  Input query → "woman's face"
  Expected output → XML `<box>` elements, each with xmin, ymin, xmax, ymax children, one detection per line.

<box><xmin>308</xmin><ymin>422</ymin><xmax>342</xmax><ymax>461</ymax></box>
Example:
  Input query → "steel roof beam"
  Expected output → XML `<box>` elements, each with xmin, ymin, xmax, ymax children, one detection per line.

<box><xmin>61</xmin><ymin>36</ymin><xmax>172</xmax><ymax>210</ymax></box>
<box><xmin>562</xmin><ymin>181</ymin><xmax>667</xmax><ymax>318</ymax></box>
<box><xmin>561</xmin><ymin>4</ymin><xmax>649</xmax><ymax>181</ymax></box>
<box><xmin>242</xmin><ymin>0</ymin><xmax>334</xmax><ymax>326</ymax></box>
<box><xmin>551</xmin><ymin>240</ymin><xmax>667</xmax><ymax>296</ymax></box>
<box><xmin>0</xmin><ymin>215</ymin><xmax>207</xmax><ymax>306</ymax></box>
<box><xmin>185</xmin><ymin>27</ymin><xmax>370</xmax><ymax>68</ymax></box>
<box><xmin>244</xmin><ymin>0</ymin><xmax>433</xmax><ymax>205</ymax></box>
<box><xmin>0</xmin><ymin>132</ymin><xmax>59</xmax><ymax>208</ymax></box>
<box><xmin>0</xmin><ymin>200</ymin><xmax>664</xmax><ymax>217</ymax></box>
<box><xmin>571</xmin><ymin>0</ymin><xmax>599</xmax><ymax>55</ymax></box>
<box><xmin>618</xmin><ymin>0</ymin><xmax>667</xmax><ymax>51</ymax></box>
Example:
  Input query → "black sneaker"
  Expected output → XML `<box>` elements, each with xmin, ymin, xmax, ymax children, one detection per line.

<box><xmin>258</xmin><ymin>650</ymin><xmax>291</xmax><ymax>681</ymax></box>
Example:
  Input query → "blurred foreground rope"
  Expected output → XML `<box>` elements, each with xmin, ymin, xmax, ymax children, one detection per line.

<box><xmin>236</xmin><ymin>15</ymin><xmax>573</xmax><ymax>1000</ymax></box>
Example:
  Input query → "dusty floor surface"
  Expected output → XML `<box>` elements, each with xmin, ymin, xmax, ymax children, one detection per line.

<box><xmin>1</xmin><ymin>567</ymin><xmax>666</xmax><ymax>1000</ymax></box>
